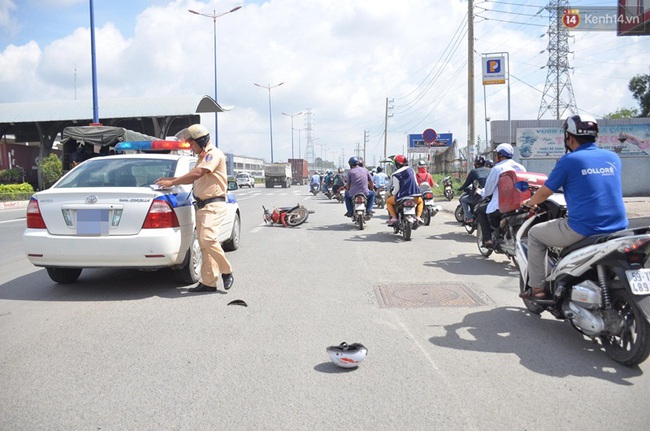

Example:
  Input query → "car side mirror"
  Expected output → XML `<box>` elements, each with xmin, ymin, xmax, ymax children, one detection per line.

<box><xmin>228</xmin><ymin>180</ymin><xmax>238</xmax><ymax>191</ymax></box>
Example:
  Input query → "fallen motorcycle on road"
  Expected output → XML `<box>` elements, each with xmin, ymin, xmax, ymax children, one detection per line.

<box><xmin>263</xmin><ymin>204</ymin><xmax>312</xmax><ymax>227</ymax></box>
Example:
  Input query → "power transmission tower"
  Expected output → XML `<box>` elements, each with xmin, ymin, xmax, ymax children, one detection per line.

<box><xmin>304</xmin><ymin>109</ymin><xmax>316</xmax><ymax>171</ymax></box>
<box><xmin>363</xmin><ymin>130</ymin><xmax>369</xmax><ymax>164</ymax></box>
<box><xmin>538</xmin><ymin>0</ymin><xmax>578</xmax><ymax>119</ymax></box>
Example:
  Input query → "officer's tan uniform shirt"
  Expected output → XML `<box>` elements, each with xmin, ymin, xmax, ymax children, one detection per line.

<box><xmin>193</xmin><ymin>143</ymin><xmax>227</xmax><ymax>200</ymax></box>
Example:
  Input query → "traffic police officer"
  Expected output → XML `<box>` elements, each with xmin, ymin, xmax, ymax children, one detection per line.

<box><xmin>155</xmin><ymin>124</ymin><xmax>234</xmax><ymax>292</ymax></box>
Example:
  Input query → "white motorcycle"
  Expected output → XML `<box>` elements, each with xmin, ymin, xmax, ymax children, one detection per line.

<box><xmin>515</xmin><ymin>181</ymin><xmax>650</xmax><ymax>366</ymax></box>
<box><xmin>351</xmin><ymin>193</ymin><xmax>370</xmax><ymax>230</ymax></box>
<box><xmin>420</xmin><ymin>185</ymin><xmax>441</xmax><ymax>226</ymax></box>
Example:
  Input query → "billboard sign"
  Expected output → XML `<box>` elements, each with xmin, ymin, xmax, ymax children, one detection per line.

<box><xmin>408</xmin><ymin>133</ymin><xmax>453</xmax><ymax>151</ymax></box>
<box><xmin>517</xmin><ymin>124</ymin><xmax>650</xmax><ymax>159</ymax></box>
<box><xmin>482</xmin><ymin>56</ymin><xmax>506</xmax><ymax>85</ymax></box>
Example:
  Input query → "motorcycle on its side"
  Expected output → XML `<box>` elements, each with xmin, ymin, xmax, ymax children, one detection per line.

<box><xmin>443</xmin><ymin>176</ymin><xmax>455</xmax><ymax>201</ymax></box>
<box><xmin>514</xmin><ymin>181</ymin><xmax>650</xmax><ymax>366</ymax></box>
<box><xmin>263</xmin><ymin>204</ymin><xmax>311</xmax><ymax>227</ymax></box>
<box><xmin>390</xmin><ymin>195</ymin><xmax>420</xmax><ymax>241</ymax></box>
<box><xmin>350</xmin><ymin>193</ymin><xmax>370</xmax><ymax>230</ymax></box>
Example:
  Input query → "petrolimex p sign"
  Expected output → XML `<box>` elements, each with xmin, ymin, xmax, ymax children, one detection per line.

<box><xmin>482</xmin><ymin>56</ymin><xmax>505</xmax><ymax>85</ymax></box>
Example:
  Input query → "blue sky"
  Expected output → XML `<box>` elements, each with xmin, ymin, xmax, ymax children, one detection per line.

<box><xmin>1</xmin><ymin>0</ymin><xmax>649</xmax><ymax>163</ymax></box>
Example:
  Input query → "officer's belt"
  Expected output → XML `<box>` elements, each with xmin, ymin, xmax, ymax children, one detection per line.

<box><xmin>194</xmin><ymin>196</ymin><xmax>226</xmax><ymax>209</ymax></box>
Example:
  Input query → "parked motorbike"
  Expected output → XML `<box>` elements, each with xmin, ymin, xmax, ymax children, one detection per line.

<box><xmin>515</xmin><ymin>182</ymin><xmax>650</xmax><ymax>366</ymax></box>
<box><xmin>375</xmin><ymin>186</ymin><xmax>387</xmax><ymax>209</ymax></box>
<box><xmin>263</xmin><ymin>204</ymin><xmax>311</xmax><ymax>227</ymax></box>
<box><xmin>443</xmin><ymin>176</ymin><xmax>454</xmax><ymax>201</ymax></box>
<box><xmin>390</xmin><ymin>195</ymin><xmax>420</xmax><ymax>241</ymax></box>
<box><xmin>310</xmin><ymin>182</ymin><xmax>320</xmax><ymax>196</ymax></box>
<box><xmin>420</xmin><ymin>187</ymin><xmax>441</xmax><ymax>226</ymax></box>
<box><xmin>350</xmin><ymin>193</ymin><xmax>370</xmax><ymax>230</ymax></box>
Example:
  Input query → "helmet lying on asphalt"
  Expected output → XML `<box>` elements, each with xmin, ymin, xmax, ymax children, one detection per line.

<box><xmin>326</xmin><ymin>342</ymin><xmax>368</xmax><ymax>368</ymax></box>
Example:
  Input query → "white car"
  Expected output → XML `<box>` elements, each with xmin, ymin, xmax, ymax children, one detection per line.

<box><xmin>23</xmin><ymin>141</ymin><xmax>241</xmax><ymax>284</ymax></box>
<box><xmin>236</xmin><ymin>172</ymin><xmax>255</xmax><ymax>188</ymax></box>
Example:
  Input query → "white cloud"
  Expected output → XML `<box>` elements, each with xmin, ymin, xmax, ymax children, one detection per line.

<box><xmin>1</xmin><ymin>0</ymin><xmax>648</xmax><ymax>163</ymax></box>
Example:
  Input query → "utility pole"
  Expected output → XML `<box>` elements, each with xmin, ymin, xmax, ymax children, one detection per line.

<box><xmin>363</xmin><ymin>130</ymin><xmax>369</xmax><ymax>165</ymax></box>
<box><xmin>383</xmin><ymin>98</ymin><xmax>393</xmax><ymax>159</ymax></box>
<box><xmin>467</xmin><ymin>0</ymin><xmax>475</xmax><ymax>174</ymax></box>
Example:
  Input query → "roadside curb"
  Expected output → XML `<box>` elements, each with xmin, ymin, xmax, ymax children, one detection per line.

<box><xmin>1</xmin><ymin>200</ymin><xmax>28</xmax><ymax>211</ymax></box>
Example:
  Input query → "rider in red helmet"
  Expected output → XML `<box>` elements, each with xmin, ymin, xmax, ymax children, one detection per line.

<box><xmin>386</xmin><ymin>155</ymin><xmax>423</xmax><ymax>224</ymax></box>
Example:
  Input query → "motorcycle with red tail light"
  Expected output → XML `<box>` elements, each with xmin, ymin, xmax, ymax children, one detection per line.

<box><xmin>263</xmin><ymin>204</ymin><xmax>311</xmax><ymax>227</ymax></box>
<box><xmin>351</xmin><ymin>193</ymin><xmax>369</xmax><ymax>230</ymax></box>
<box><xmin>419</xmin><ymin>186</ymin><xmax>441</xmax><ymax>226</ymax></box>
<box><xmin>391</xmin><ymin>195</ymin><xmax>420</xmax><ymax>241</ymax></box>
<box><xmin>515</xmin><ymin>180</ymin><xmax>650</xmax><ymax>366</ymax></box>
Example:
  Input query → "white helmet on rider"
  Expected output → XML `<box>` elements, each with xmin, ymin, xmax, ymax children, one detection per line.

<box><xmin>326</xmin><ymin>342</ymin><xmax>368</xmax><ymax>368</ymax></box>
<box><xmin>495</xmin><ymin>143</ymin><xmax>514</xmax><ymax>158</ymax></box>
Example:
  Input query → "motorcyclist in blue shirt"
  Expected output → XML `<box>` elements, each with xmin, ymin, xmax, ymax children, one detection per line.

<box><xmin>520</xmin><ymin>114</ymin><xmax>628</xmax><ymax>300</ymax></box>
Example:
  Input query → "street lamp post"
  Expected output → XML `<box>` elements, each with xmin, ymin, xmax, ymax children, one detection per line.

<box><xmin>188</xmin><ymin>6</ymin><xmax>241</xmax><ymax>148</ymax></box>
<box><xmin>254</xmin><ymin>82</ymin><xmax>284</xmax><ymax>163</ymax></box>
<box><xmin>294</xmin><ymin>128</ymin><xmax>303</xmax><ymax>159</ymax></box>
<box><xmin>282</xmin><ymin>111</ymin><xmax>303</xmax><ymax>160</ymax></box>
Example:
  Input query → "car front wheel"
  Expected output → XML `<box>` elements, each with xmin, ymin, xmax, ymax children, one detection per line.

<box><xmin>222</xmin><ymin>213</ymin><xmax>241</xmax><ymax>251</ymax></box>
<box><xmin>173</xmin><ymin>230</ymin><xmax>202</xmax><ymax>284</ymax></box>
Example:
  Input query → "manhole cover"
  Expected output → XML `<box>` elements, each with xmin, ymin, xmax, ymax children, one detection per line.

<box><xmin>374</xmin><ymin>283</ymin><xmax>488</xmax><ymax>308</ymax></box>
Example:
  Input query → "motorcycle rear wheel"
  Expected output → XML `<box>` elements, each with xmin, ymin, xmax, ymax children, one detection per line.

<box><xmin>600</xmin><ymin>288</ymin><xmax>650</xmax><ymax>367</ymax></box>
<box><xmin>285</xmin><ymin>207</ymin><xmax>309</xmax><ymax>226</ymax></box>
<box><xmin>475</xmin><ymin>225</ymin><xmax>493</xmax><ymax>257</ymax></box>
<box><xmin>445</xmin><ymin>189</ymin><xmax>454</xmax><ymax>201</ymax></box>
<box><xmin>423</xmin><ymin>209</ymin><xmax>431</xmax><ymax>226</ymax></box>
<box><xmin>454</xmin><ymin>205</ymin><xmax>464</xmax><ymax>223</ymax></box>
<box><xmin>402</xmin><ymin>220</ymin><xmax>412</xmax><ymax>241</ymax></box>
<box><xmin>357</xmin><ymin>213</ymin><xmax>364</xmax><ymax>230</ymax></box>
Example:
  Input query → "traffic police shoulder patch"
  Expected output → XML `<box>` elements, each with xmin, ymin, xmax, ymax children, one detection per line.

<box><xmin>205</xmin><ymin>153</ymin><xmax>214</xmax><ymax>162</ymax></box>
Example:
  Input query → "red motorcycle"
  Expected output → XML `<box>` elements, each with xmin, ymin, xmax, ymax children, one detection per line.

<box><xmin>263</xmin><ymin>204</ymin><xmax>311</xmax><ymax>227</ymax></box>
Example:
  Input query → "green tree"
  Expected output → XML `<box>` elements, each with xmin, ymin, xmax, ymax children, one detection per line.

<box><xmin>38</xmin><ymin>153</ymin><xmax>62</xmax><ymax>189</ymax></box>
<box><xmin>629</xmin><ymin>73</ymin><xmax>650</xmax><ymax>117</ymax></box>
<box><xmin>603</xmin><ymin>107</ymin><xmax>639</xmax><ymax>119</ymax></box>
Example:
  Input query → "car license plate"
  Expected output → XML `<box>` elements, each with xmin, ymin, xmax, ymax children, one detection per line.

<box><xmin>626</xmin><ymin>269</ymin><xmax>650</xmax><ymax>295</ymax></box>
<box><xmin>77</xmin><ymin>209</ymin><xmax>110</xmax><ymax>236</ymax></box>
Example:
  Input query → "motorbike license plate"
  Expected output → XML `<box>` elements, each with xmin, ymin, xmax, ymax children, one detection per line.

<box><xmin>354</xmin><ymin>204</ymin><xmax>365</xmax><ymax>211</ymax></box>
<box><xmin>403</xmin><ymin>207</ymin><xmax>416</xmax><ymax>215</ymax></box>
<box><xmin>626</xmin><ymin>269</ymin><xmax>650</xmax><ymax>295</ymax></box>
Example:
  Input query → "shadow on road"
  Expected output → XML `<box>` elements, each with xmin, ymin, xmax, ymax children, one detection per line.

<box><xmin>424</xmin><ymin>253</ymin><xmax>517</xmax><ymax>277</ymax></box>
<box><xmin>429</xmin><ymin>306</ymin><xmax>643</xmax><ymax>385</ymax></box>
<box><xmin>0</xmin><ymin>268</ymin><xmax>191</xmax><ymax>302</ymax></box>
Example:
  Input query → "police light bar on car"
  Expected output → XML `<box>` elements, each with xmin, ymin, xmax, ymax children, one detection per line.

<box><xmin>114</xmin><ymin>140</ymin><xmax>192</xmax><ymax>152</ymax></box>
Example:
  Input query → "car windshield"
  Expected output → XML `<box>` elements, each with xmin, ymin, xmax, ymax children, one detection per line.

<box><xmin>57</xmin><ymin>158</ymin><xmax>177</xmax><ymax>188</ymax></box>
<box><xmin>236</xmin><ymin>174</ymin><xmax>248</xmax><ymax>179</ymax></box>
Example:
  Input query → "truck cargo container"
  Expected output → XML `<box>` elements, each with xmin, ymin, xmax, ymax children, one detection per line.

<box><xmin>288</xmin><ymin>158</ymin><xmax>309</xmax><ymax>185</ymax></box>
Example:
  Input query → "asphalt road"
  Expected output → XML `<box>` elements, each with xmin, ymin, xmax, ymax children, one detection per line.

<box><xmin>1</xmin><ymin>188</ymin><xmax>649</xmax><ymax>430</ymax></box>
